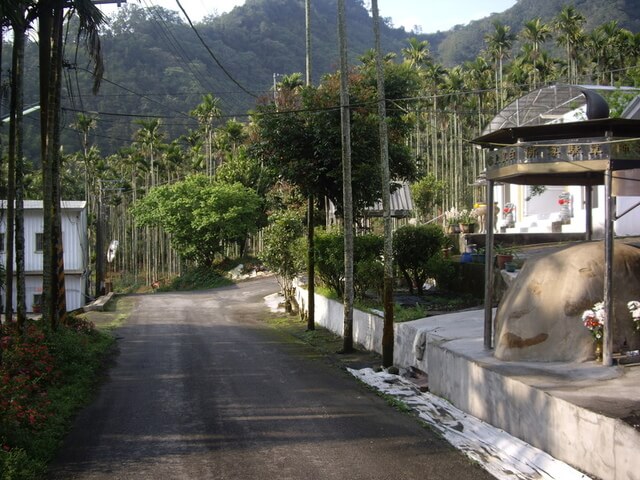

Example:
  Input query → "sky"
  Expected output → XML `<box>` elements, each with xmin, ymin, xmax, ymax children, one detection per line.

<box><xmin>98</xmin><ymin>0</ymin><xmax>518</xmax><ymax>34</ymax></box>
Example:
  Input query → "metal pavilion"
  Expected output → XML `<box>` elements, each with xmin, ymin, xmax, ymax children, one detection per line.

<box><xmin>472</xmin><ymin>86</ymin><xmax>640</xmax><ymax>366</ymax></box>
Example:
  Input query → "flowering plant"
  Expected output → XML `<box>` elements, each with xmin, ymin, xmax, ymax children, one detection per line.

<box><xmin>581</xmin><ymin>302</ymin><xmax>604</xmax><ymax>340</ymax></box>
<box><xmin>628</xmin><ymin>301</ymin><xmax>640</xmax><ymax>332</ymax></box>
<box><xmin>444</xmin><ymin>207</ymin><xmax>461</xmax><ymax>225</ymax></box>
<box><xmin>457</xmin><ymin>208</ymin><xmax>477</xmax><ymax>224</ymax></box>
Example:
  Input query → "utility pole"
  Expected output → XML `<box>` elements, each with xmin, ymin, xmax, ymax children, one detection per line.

<box><xmin>371</xmin><ymin>0</ymin><xmax>394</xmax><ymax>367</ymax></box>
<box><xmin>95</xmin><ymin>179</ymin><xmax>105</xmax><ymax>297</ymax></box>
<box><xmin>305</xmin><ymin>0</ymin><xmax>315</xmax><ymax>331</ymax></box>
<box><xmin>338</xmin><ymin>0</ymin><xmax>354</xmax><ymax>353</ymax></box>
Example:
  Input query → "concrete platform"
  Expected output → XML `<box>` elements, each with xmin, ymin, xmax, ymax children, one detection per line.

<box><xmin>396</xmin><ymin>309</ymin><xmax>640</xmax><ymax>480</ymax></box>
<box><xmin>295</xmin><ymin>286</ymin><xmax>640</xmax><ymax>480</ymax></box>
<box><xmin>82</xmin><ymin>292</ymin><xmax>115</xmax><ymax>312</ymax></box>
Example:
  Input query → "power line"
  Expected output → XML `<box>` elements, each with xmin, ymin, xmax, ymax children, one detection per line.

<box><xmin>140</xmin><ymin>0</ymin><xmax>217</xmax><ymax>94</ymax></box>
<box><xmin>174</xmin><ymin>0</ymin><xmax>258</xmax><ymax>99</ymax></box>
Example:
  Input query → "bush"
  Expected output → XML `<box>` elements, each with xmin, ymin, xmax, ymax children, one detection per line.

<box><xmin>313</xmin><ymin>230</ymin><xmax>384</xmax><ymax>299</ymax></box>
<box><xmin>260</xmin><ymin>211</ymin><xmax>305</xmax><ymax>311</ymax></box>
<box><xmin>161</xmin><ymin>266</ymin><xmax>233</xmax><ymax>291</ymax></box>
<box><xmin>393</xmin><ymin>224</ymin><xmax>448</xmax><ymax>295</ymax></box>
<box><xmin>0</xmin><ymin>317</ymin><xmax>115</xmax><ymax>479</ymax></box>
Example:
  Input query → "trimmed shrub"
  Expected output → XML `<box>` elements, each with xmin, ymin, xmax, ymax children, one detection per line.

<box><xmin>393</xmin><ymin>224</ymin><xmax>448</xmax><ymax>295</ymax></box>
<box><xmin>313</xmin><ymin>230</ymin><xmax>384</xmax><ymax>299</ymax></box>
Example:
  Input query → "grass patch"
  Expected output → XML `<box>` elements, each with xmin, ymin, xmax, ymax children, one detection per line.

<box><xmin>0</xmin><ymin>317</ymin><xmax>116</xmax><ymax>479</ymax></box>
<box><xmin>158</xmin><ymin>266</ymin><xmax>233</xmax><ymax>291</ymax></box>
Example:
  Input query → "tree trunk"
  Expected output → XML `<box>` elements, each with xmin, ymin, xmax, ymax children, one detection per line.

<box><xmin>5</xmin><ymin>16</ymin><xmax>26</xmax><ymax>322</ymax></box>
<box><xmin>12</xmin><ymin>16</ymin><xmax>27</xmax><ymax>326</ymax></box>
<box><xmin>40</xmin><ymin>0</ymin><xmax>66</xmax><ymax>328</ymax></box>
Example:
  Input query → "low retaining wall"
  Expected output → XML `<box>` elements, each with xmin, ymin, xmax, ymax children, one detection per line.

<box><xmin>294</xmin><ymin>285</ymin><xmax>385</xmax><ymax>354</ymax></box>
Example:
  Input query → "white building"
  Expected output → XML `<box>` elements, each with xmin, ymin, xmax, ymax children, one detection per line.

<box><xmin>0</xmin><ymin>200</ymin><xmax>89</xmax><ymax>312</ymax></box>
<box><xmin>483</xmin><ymin>84</ymin><xmax>640</xmax><ymax>236</ymax></box>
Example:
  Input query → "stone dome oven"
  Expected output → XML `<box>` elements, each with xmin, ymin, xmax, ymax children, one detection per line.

<box><xmin>494</xmin><ymin>241</ymin><xmax>640</xmax><ymax>362</ymax></box>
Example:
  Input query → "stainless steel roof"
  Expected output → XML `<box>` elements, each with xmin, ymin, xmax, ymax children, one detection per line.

<box><xmin>0</xmin><ymin>200</ymin><xmax>87</xmax><ymax>210</ymax></box>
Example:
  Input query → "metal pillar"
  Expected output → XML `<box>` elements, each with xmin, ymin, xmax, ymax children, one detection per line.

<box><xmin>585</xmin><ymin>185</ymin><xmax>593</xmax><ymax>242</ymax></box>
<box><xmin>483</xmin><ymin>180</ymin><xmax>496</xmax><ymax>350</ymax></box>
<box><xmin>603</xmin><ymin>167</ymin><xmax>614</xmax><ymax>366</ymax></box>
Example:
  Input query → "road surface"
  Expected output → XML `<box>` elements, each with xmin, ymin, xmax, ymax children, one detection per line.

<box><xmin>48</xmin><ymin>278</ymin><xmax>494</xmax><ymax>479</ymax></box>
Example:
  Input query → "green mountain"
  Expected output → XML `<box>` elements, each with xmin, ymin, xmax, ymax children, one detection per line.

<box><xmin>432</xmin><ymin>0</ymin><xmax>640</xmax><ymax>66</ymax></box>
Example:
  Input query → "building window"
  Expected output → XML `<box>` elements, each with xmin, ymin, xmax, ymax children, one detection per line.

<box><xmin>35</xmin><ymin>233</ymin><xmax>44</xmax><ymax>252</ymax></box>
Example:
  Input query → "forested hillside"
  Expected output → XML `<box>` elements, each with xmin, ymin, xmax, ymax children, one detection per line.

<box><xmin>1</xmin><ymin>0</ymin><xmax>427</xmax><ymax>160</ymax></box>
<box><xmin>435</xmin><ymin>0</ymin><xmax>640</xmax><ymax>65</ymax></box>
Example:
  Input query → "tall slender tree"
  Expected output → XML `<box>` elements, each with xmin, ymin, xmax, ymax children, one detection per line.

<box><xmin>190</xmin><ymin>94</ymin><xmax>221</xmax><ymax>176</ymax></box>
<box><xmin>39</xmin><ymin>0</ymin><xmax>105</xmax><ymax>328</ymax></box>
<box><xmin>485</xmin><ymin>20</ymin><xmax>515</xmax><ymax>111</ymax></box>
<box><xmin>554</xmin><ymin>6</ymin><xmax>586</xmax><ymax>84</ymax></box>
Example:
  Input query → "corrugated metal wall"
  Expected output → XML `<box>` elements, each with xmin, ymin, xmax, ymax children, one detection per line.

<box><xmin>2</xmin><ymin>275</ymin><xmax>86</xmax><ymax>313</ymax></box>
<box><xmin>0</xmin><ymin>202</ymin><xmax>89</xmax><ymax>312</ymax></box>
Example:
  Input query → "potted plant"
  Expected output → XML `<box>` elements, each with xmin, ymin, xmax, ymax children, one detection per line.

<box><xmin>495</xmin><ymin>245</ymin><xmax>516</xmax><ymax>269</ymax></box>
<box><xmin>457</xmin><ymin>209</ymin><xmax>476</xmax><ymax>233</ymax></box>
<box><xmin>504</xmin><ymin>261</ymin><xmax>517</xmax><ymax>273</ymax></box>
<box><xmin>444</xmin><ymin>207</ymin><xmax>461</xmax><ymax>234</ymax></box>
<box><xmin>503</xmin><ymin>202</ymin><xmax>516</xmax><ymax>228</ymax></box>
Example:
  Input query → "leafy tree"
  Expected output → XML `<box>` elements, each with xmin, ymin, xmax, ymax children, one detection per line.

<box><xmin>132</xmin><ymin>175</ymin><xmax>262</xmax><ymax>265</ymax></box>
<box><xmin>260</xmin><ymin>210</ymin><xmax>304</xmax><ymax>312</ymax></box>
<box><xmin>393</xmin><ymin>224</ymin><xmax>448</xmax><ymax>295</ymax></box>
<box><xmin>253</xmin><ymin>64</ymin><xmax>418</xmax><ymax>217</ymax></box>
<box><xmin>411</xmin><ymin>174</ymin><xmax>446</xmax><ymax>221</ymax></box>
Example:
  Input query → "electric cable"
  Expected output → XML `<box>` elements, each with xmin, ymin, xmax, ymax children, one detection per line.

<box><xmin>174</xmin><ymin>0</ymin><xmax>258</xmax><ymax>99</ymax></box>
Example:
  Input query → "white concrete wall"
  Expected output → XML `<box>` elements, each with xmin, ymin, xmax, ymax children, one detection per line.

<box><xmin>295</xmin><ymin>285</ymin><xmax>385</xmax><ymax>355</ymax></box>
<box><xmin>4</xmin><ymin>274</ymin><xmax>87</xmax><ymax>312</ymax></box>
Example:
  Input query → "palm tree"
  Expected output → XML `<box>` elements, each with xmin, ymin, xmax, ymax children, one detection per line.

<box><xmin>402</xmin><ymin>37</ymin><xmax>431</xmax><ymax>69</ymax></box>
<box><xmin>554</xmin><ymin>6</ymin><xmax>586</xmax><ymax>84</ymax></box>
<box><xmin>190</xmin><ymin>94</ymin><xmax>221</xmax><ymax>176</ymax></box>
<box><xmin>39</xmin><ymin>0</ymin><xmax>105</xmax><ymax>328</ymax></box>
<box><xmin>134</xmin><ymin>119</ymin><xmax>164</xmax><ymax>285</ymax></box>
<box><xmin>485</xmin><ymin>20</ymin><xmax>515</xmax><ymax>111</ymax></box>
<box><xmin>520</xmin><ymin>18</ymin><xmax>551</xmax><ymax>88</ymax></box>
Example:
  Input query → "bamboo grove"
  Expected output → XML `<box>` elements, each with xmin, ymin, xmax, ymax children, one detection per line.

<box><xmin>2</xmin><ymin>4</ymin><xmax>640</xmax><ymax>292</ymax></box>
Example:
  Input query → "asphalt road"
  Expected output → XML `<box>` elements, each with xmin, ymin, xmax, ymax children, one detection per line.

<box><xmin>48</xmin><ymin>277</ymin><xmax>494</xmax><ymax>480</ymax></box>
